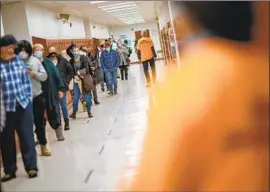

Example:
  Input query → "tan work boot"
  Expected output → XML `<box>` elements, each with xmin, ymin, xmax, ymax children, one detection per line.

<box><xmin>55</xmin><ymin>126</ymin><xmax>65</xmax><ymax>141</ymax></box>
<box><xmin>40</xmin><ymin>145</ymin><xmax>51</xmax><ymax>156</ymax></box>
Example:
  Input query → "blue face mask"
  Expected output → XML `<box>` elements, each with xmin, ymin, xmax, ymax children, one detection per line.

<box><xmin>73</xmin><ymin>52</ymin><xmax>80</xmax><ymax>57</ymax></box>
<box><xmin>34</xmin><ymin>51</ymin><xmax>43</xmax><ymax>59</ymax></box>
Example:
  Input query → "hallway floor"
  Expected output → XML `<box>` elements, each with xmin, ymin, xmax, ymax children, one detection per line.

<box><xmin>2</xmin><ymin>61</ymin><xmax>166</xmax><ymax>191</ymax></box>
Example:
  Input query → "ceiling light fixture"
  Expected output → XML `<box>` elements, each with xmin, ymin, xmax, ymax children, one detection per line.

<box><xmin>111</xmin><ymin>11</ymin><xmax>140</xmax><ymax>16</ymax></box>
<box><xmin>105</xmin><ymin>7</ymin><xmax>139</xmax><ymax>13</ymax></box>
<box><xmin>90</xmin><ymin>1</ymin><xmax>107</xmax><ymax>4</ymax></box>
<box><xmin>98</xmin><ymin>2</ymin><xmax>135</xmax><ymax>9</ymax></box>
<box><xmin>101</xmin><ymin>4</ymin><xmax>137</xmax><ymax>11</ymax></box>
<box><xmin>123</xmin><ymin>18</ymin><xmax>145</xmax><ymax>23</ymax></box>
<box><xmin>116</xmin><ymin>16</ymin><xmax>143</xmax><ymax>20</ymax></box>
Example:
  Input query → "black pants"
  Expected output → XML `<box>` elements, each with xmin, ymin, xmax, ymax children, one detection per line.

<box><xmin>120</xmin><ymin>65</ymin><xmax>128</xmax><ymax>80</ymax></box>
<box><xmin>0</xmin><ymin>102</ymin><xmax>38</xmax><ymax>175</ymax></box>
<box><xmin>33</xmin><ymin>94</ymin><xmax>47</xmax><ymax>145</ymax></box>
<box><xmin>142</xmin><ymin>58</ymin><xmax>156</xmax><ymax>84</ymax></box>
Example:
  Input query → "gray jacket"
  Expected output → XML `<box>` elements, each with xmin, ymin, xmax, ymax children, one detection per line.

<box><xmin>24</xmin><ymin>56</ymin><xmax>48</xmax><ymax>98</ymax></box>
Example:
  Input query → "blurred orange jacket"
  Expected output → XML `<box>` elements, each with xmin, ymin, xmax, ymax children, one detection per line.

<box><xmin>128</xmin><ymin>3</ymin><xmax>269</xmax><ymax>190</ymax></box>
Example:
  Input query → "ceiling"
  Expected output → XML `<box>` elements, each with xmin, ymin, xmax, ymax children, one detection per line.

<box><xmin>27</xmin><ymin>1</ymin><xmax>158</xmax><ymax>27</ymax></box>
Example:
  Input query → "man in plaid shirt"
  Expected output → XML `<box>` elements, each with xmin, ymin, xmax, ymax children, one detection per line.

<box><xmin>0</xmin><ymin>35</ymin><xmax>38</xmax><ymax>182</ymax></box>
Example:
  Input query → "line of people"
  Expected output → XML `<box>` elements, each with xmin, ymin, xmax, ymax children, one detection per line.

<box><xmin>0</xmin><ymin>35</ymin><xmax>132</xmax><ymax>183</ymax></box>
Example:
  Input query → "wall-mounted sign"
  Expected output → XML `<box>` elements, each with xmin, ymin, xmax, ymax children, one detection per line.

<box><xmin>119</xmin><ymin>35</ymin><xmax>127</xmax><ymax>39</ymax></box>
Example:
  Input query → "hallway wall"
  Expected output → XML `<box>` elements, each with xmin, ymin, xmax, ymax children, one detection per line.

<box><xmin>89</xmin><ymin>22</ymin><xmax>110</xmax><ymax>39</ymax></box>
<box><xmin>110</xmin><ymin>22</ymin><xmax>161</xmax><ymax>62</ymax></box>
<box><xmin>1</xmin><ymin>2</ymin><xmax>31</xmax><ymax>42</ymax></box>
<box><xmin>25</xmin><ymin>2</ymin><xmax>86</xmax><ymax>39</ymax></box>
<box><xmin>1</xmin><ymin>16</ymin><xmax>4</xmax><ymax>36</ymax></box>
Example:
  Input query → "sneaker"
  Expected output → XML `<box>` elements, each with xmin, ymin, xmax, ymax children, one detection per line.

<box><xmin>40</xmin><ymin>145</ymin><xmax>51</xmax><ymax>156</ymax></box>
<box><xmin>55</xmin><ymin>126</ymin><xmax>65</xmax><ymax>141</ymax></box>
<box><xmin>101</xmin><ymin>87</ymin><xmax>105</xmax><ymax>92</ymax></box>
<box><xmin>108</xmin><ymin>92</ymin><xmax>113</xmax><ymax>96</ymax></box>
<box><xmin>1</xmin><ymin>174</ymin><xmax>16</xmax><ymax>182</ymax></box>
<box><xmin>27</xmin><ymin>170</ymin><xmax>38</xmax><ymax>179</ymax></box>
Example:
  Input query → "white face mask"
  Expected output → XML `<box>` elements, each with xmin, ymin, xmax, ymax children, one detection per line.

<box><xmin>80</xmin><ymin>51</ymin><xmax>87</xmax><ymax>56</ymax></box>
<box><xmin>19</xmin><ymin>51</ymin><xmax>29</xmax><ymax>60</ymax></box>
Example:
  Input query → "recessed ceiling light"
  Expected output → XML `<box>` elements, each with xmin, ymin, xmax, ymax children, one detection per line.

<box><xmin>102</xmin><ymin>4</ymin><xmax>137</xmax><ymax>11</ymax></box>
<box><xmin>105</xmin><ymin>7</ymin><xmax>139</xmax><ymax>13</ymax></box>
<box><xmin>111</xmin><ymin>11</ymin><xmax>140</xmax><ymax>16</ymax></box>
<box><xmin>90</xmin><ymin>1</ymin><xmax>107</xmax><ymax>4</ymax></box>
<box><xmin>98</xmin><ymin>2</ymin><xmax>135</xmax><ymax>9</ymax></box>
<box><xmin>116</xmin><ymin>15</ymin><xmax>143</xmax><ymax>20</ymax></box>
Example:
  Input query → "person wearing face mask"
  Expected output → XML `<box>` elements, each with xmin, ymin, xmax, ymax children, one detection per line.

<box><xmin>68</xmin><ymin>45</ymin><xmax>94</xmax><ymax>119</ymax></box>
<box><xmin>47</xmin><ymin>46</ymin><xmax>73</xmax><ymax>131</ymax></box>
<box><xmin>33</xmin><ymin>44</ymin><xmax>66</xmax><ymax>141</ymax></box>
<box><xmin>117</xmin><ymin>40</ymin><xmax>129</xmax><ymax>80</ymax></box>
<box><xmin>100</xmin><ymin>42</ymin><xmax>120</xmax><ymax>96</ymax></box>
<box><xmin>80</xmin><ymin>46</ymin><xmax>100</xmax><ymax>105</ymax></box>
<box><xmin>0</xmin><ymin>35</ymin><xmax>38</xmax><ymax>182</ymax></box>
<box><xmin>16</xmin><ymin>40</ymin><xmax>51</xmax><ymax>156</ymax></box>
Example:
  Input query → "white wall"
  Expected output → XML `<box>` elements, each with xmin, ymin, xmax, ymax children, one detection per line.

<box><xmin>1</xmin><ymin>16</ymin><xmax>4</xmax><ymax>36</ymax></box>
<box><xmin>89</xmin><ymin>22</ymin><xmax>110</xmax><ymax>39</ymax></box>
<box><xmin>110</xmin><ymin>22</ymin><xmax>161</xmax><ymax>62</ymax></box>
<box><xmin>157</xmin><ymin>1</ymin><xmax>170</xmax><ymax>29</ymax></box>
<box><xmin>25</xmin><ymin>2</ymin><xmax>86</xmax><ymax>39</ymax></box>
<box><xmin>1</xmin><ymin>2</ymin><xmax>31</xmax><ymax>41</ymax></box>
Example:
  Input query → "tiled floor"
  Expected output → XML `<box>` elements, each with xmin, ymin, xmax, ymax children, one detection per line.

<box><xmin>2</xmin><ymin>61</ymin><xmax>166</xmax><ymax>191</ymax></box>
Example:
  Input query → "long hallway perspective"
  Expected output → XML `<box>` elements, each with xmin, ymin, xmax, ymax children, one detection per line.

<box><xmin>2</xmin><ymin>62</ymin><xmax>166</xmax><ymax>191</ymax></box>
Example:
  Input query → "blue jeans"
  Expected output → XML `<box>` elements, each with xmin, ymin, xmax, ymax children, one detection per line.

<box><xmin>105</xmin><ymin>68</ymin><xmax>118</xmax><ymax>93</ymax></box>
<box><xmin>100</xmin><ymin>67</ymin><xmax>106</xmax><ymax>89</ymax></box>
<box><xmin>56</xmin><ymin>92</ymin><xmax>69</xmax><ymax>121</ymax></box>
<box><xmin>72</xmin><ymin>83</ymin><xmax>92</xmax><ymax>113</ymax></box>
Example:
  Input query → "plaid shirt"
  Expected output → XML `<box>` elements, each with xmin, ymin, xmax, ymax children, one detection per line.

<box><xmin>0</xmin><ymin>55</ymin><xmax>32</xmax><ymax>112</ymax></box>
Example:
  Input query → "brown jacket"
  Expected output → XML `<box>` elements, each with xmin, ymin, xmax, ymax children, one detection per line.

<box><xmin>78</xmin><ymin>68</ymin><xmax>94</xmax><ymax>94</ymax></box>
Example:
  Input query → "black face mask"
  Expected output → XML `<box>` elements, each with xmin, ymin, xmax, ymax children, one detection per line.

<box><xmin>48</xmin><ymin>52</ymin><xmax>57</xmax><ymax>58</ymax></box>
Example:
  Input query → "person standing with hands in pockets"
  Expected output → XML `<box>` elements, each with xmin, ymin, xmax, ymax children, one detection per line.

<box><xmin>100</xmin><ymin>42</ymin><xmax>120</xmax><ymax>96</ymax></box>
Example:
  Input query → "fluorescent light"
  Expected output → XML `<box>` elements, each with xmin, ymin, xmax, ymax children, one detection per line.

<box><xmin>125</xmin><ymin>21</ymin><xmax>145</xmax><ymax>24</ymax></box>
<box><xmin>117</xmin><ymin>16</ymin><xmax>143</xmax><ymax>20</ymax></box>
<box><xmin>123</xmin><ymin>19</ymin><xmax>144</xmax><ymax>23</ymax></box>
<box><xmin>102</xmin><ymin>4</ymin><xmax>137</xmax><ymax>11</ymax></box>
<box><xmin>105</xmin><ymin>7</ymin><xmax>139</xmax><ymax>13</ymax></box>
<box><xmin>90</xmin><ymin>1</ymin><xmax>107</xmax><ymax>4</ymax></box>
<box><xmin>98</xmin><ymin>2</ymin><xmax>135</xmax><ymax>9</ymax></box>
<box><xmin>111</xmin><ymin>11</ymin><xmax>140</xmax><ymax>16</ymax></box>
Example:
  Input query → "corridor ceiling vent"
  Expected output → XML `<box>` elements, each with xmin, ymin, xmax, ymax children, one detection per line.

<box><xmin>98</xmin><ymin>1</ymin><xmax>145</xmax><ymax>25</ymax></box>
